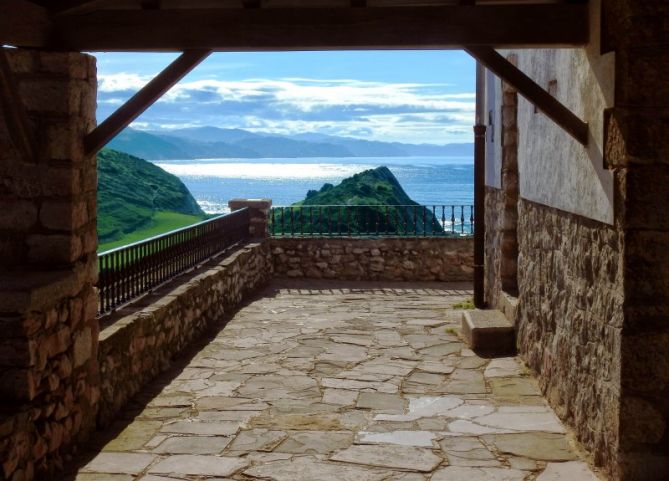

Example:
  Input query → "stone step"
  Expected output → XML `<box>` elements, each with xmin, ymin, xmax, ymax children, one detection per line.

<box><xmin>499</xmin><ymin>292</ymin><xmax>519</xmax><ymax>326</ymax></box>
<box><xmin>461</xmin><ymin>309</ymin><xmax>516</xmax><ymax>355</ymax></box>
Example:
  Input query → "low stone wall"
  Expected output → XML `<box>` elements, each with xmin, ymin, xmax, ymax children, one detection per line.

<box><xmin>515</xmin><ymin>199</ymin><xmax>623</xmax><ymax>472</ymax></box>
<box><xmin>271</xmin><ymin>237</ymin><xmax>473</xmax><ymax>282</ymax></box>
<box><xmin>96</xmin><ymin>242</ymin><xmax>272</xmax><ymax>426</ymax></box>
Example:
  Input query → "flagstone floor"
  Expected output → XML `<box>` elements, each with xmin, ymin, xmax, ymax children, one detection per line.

<box><xmin>69</xmin><ymin>280</ymin><xmax>602</xmax><ymax>481</ymax></box>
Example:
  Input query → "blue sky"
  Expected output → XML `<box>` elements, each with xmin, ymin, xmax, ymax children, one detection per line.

<box><xmin>94</xmin><ymin>51</ymin><xmax>476</xmax><ymax>144</ymax></box>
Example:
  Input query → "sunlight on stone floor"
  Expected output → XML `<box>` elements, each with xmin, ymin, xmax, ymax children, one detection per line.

<box><xmin>69</xmin><ymin>280</ymin><xmax>602</xmax><ymax>481</ymax></box>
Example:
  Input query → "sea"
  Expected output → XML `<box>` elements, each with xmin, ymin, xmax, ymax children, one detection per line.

<box><xmin>153</xmin><ymin>156</ymin><xmax>474</xmax><ymax>214</ymax></box>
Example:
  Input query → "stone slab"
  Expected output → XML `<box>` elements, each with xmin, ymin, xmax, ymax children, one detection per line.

<box><xmin>80</xmin><ymin>453</ymin><xmax>157</xmax><ymax>475</ymax></box>
<box><xmin>148</xmin><ymin>455</ymin><xmax>248</xmax><ymax>477</ymax></box>
<box><xmin>331</xmin><ymin>445</ymin><xmax>442</xmax><ymax>472</ymax></box>
<box><xmin>461</xmin><ymin>310</ymin><xmax>515</xmax><ymax>355</ymax></box>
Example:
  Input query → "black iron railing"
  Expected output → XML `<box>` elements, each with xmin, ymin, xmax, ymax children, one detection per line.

<box><xmin>269</xmin><ymin>204</ymin><xmax>474</xmax><ymax>237</ymax></box>
<box><xmin>97</xmin><ymin>208</ymin><xmax>250</xmax><ymax>316</ymax></box>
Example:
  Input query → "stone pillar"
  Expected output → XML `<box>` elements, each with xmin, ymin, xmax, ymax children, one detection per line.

<box><xmin>0</xmin><ymin>49</ymin><xmax>98</xmax><ymax>481</ymax></box>
<box><xmin>603</xmin><ymin>1</ymin><xmax>669</xmax><ymax>479</ymax></box>
<box><xmin>499</xmin><ymin>67</ymin><xmax>519</xmax><ymax>297</ymax></box>
<box><xmin>228</xmin><ymin>198</ymin><xmax>272</xmax><ymax>239</ymax></box>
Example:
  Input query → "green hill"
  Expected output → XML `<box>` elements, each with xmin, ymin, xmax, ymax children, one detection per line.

<box><xmin>97</xmin><ymin>149</ymin><xmax>205</xmax><ymax>247</ymax></box>
<box><xmin>276</xmin><ymin>166</ymin><xmax>443</xmax><ymax>235</ymax></box>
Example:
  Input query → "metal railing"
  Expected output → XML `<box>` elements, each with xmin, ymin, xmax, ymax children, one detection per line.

<box><xmin>97</xmin><ymin>208</ymin><xmax>250</xmax><ymax>316</ymax></box>
<box><xmin>269</xmin><ymin>204</ymin><xmax>474</xmax><ymax>237</ymax></box>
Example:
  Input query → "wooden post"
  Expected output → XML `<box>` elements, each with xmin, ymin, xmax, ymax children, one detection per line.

<box><xmin>474</xmin><ymin>62</ymin><xmax>486</xmax><ymax>309</ymax></box>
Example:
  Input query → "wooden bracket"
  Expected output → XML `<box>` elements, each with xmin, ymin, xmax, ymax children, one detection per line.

<box><xmin>0</xmin><ymin>48</ymin><xmax>38</xmax><ymax>163</ymax></box>
<box><xmin>465</xmin><ymin>46</ymin><xmax>589</xmax><ymax>146</ymax></box>
<box><xmin>84</xmin><ymin>49</ymin><xmax>211</xmax><ymax>157</ymax></box>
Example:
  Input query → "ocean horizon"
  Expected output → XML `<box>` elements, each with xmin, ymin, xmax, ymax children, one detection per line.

<box><xmin>153</xmin><ymin>156</ymin><xmax>474</xmax><ymax>214</ymax></box>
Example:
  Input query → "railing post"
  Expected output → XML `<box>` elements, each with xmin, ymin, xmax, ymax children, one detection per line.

<box><xmin>228</xmin><ymin>198</ymin><xmax>272</xmax><ymax>239</ymax></box>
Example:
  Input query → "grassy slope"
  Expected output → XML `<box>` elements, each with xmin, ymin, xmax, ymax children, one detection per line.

<box><xmin>97</xmin><ymin>148</ymin><xmax>205</xmax><ymax>245</ymax></box>
<box><xmin>98</xmin><ymin>211</ymin><xmax>204</xmax><ymax>252</ymax></box>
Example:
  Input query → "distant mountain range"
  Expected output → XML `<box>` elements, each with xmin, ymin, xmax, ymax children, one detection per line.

<box><xmin>106</xmin><ymin>127</ymin><xmax>473</xmax><ymax>160</ymax></box>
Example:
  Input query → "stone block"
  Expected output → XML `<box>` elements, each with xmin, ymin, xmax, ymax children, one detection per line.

<box><xmin>73</xmin><ymin>327</ymin><xmax>92</xmax><ymax>368</ymax></box>
<box><xmin>19</xmin><ymin>79</ymin><xmax>76</xmax><ymax>115</ymax></box>
<box><xmin>461</xmin><ymin>309</ymin><xmax>515</xmax><ymax>355</ymax></box>
<box><xmin>40</xmin><ymin>199</ymin><xmax>88</xmax><ymax>231</ymax></box>
<box><xmin>0</xmin><ymin>368</ymin><xmax>37</xmax><ymax>401</ymax></box>
<box><xmin>0</xmin><ymin>200</ymin><xmax>37</xmax><ymax>230</ymax></box>
<box><xmin>27</xmin><ymin>234</ymin><xmax>82</xmax><ymax>265</ymax></box>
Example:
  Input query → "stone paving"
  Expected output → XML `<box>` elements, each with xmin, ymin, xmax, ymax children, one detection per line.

<box><xmin>69</xmin><ymin>280</ymin><xmax>602</xmax><ymax>481</ymax></box>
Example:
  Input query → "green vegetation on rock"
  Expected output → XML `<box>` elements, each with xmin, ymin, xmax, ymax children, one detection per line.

<box><xmin>97</xmin><ymin>149</ymin><xmax>205</xmax><ymax>246</ymax></box>
<box><xmin>278</xmin><ymin>166</ymin><xmax>443</xmax><ymax>235</ymax></box>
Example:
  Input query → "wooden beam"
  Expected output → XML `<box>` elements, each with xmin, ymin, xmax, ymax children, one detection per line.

<box><xmin>465</xmin><ymin>46</ymin><xmax>589</xmax><ymax>146</ymax></box>
<box><xmin>41</xmin><ymin>4</ymin><xmax>588</xmax><ymax>51</ymax></box>
<box><xmin>242</xmin><ymin>0</ymin><xmax>261</xmax><ymax>8</ymax></box>
<box><xmin>0</xmin><ymin>0</ymin><xmax>52</xmax><ymax>47</ymax></box>
<box><xmin>45</xmin><ymin>0</ymin><xmax>106</xmax><ymax>15</ymax></box>
<box><xmin>0</xmin><ymin>49</ymin><xmax>38</xmax><ymax>163</ymax></box>
<box><xmin>84</xmin><ymin>50</ymin><xmax>210</xmax><ymax>156</ymax></box>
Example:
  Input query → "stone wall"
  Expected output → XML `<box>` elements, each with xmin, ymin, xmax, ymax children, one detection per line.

<box><xmin>484</xmin><ymin>187</ymin><xmax>505</xmax><ymax>309</ymax></box>
<box><xmin>96</xmin><ymin>242</ymin><xmax>272</xmax><ymax>426</ymax></box>
<box><xmin>604</xmin><ymin>1</ymin><xmax>669</xmax><ymax>478</ymax></box>
<box><xmin>0</xmin><ymin>50</ymin><xmax>99</xmax><ymax>481</ymax></box>
<box><xmin>271</xmin><ymin>237</ymin><xmax>473</xmax><ymax>282</ymax></box>
<box><xmin>484</xmin><ymin>70</ymin><xmax>519</xmax><ymax>309</ymax></box>
<box><xmin>515</xmin><ymin>199</ymin><xmax>623</xmax><ymax>472</ymax></box>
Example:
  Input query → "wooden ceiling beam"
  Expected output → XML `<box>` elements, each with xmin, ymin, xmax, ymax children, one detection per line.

<box><xmin>465</xmin><ymin>46</ymin><xmax>589</xmax><ymax>146</ymax></box>
<box><xmin>84</xmin><ymin>50</ymin><xmax>211</xmax><ymax>156</ymax></box>
<box><xmin>0</xmin><ymin>48</ymin><xmax>38</xmax><ymax>163</ymax></box>
<box><xmin>39</xmin><ymin>4</ymin><xmax>588</xmax><ymax>51</ymax></box>
<box><xmin>45</xmin><ymin>0</ymin><xmax>107</xmax><ymax>15</ymax></box>
<box><xmin>0</xmin><ymin>0</ymin><xmax>52</xmax><ymax>47</ymax></box>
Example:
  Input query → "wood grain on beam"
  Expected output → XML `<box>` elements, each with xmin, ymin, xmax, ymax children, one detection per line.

<box><xmin>0</xmin><ymin>49</ymin><xmax>38</xmax><ymax>163</ymax></box>
<box><xmin>0</xmin><ymin>0</ymin><xmax>51</xmax><ymax>47</ymax></box>
<box><xmin>47</xmin><ymin>0</ymin><xmax>106</xmax><ymax>15</ymax></box>
<box><xmin>465</xmin><ymin>46</ymin><xmax>589</xmax><ymax>146</ymax></box>
<box><xmin>46</xmin><ymin>4</ymin><xmax>588</xmax><ymax>51</ymax></box>
<box><xmin>84</xmin><ymin>50</ymin><xmax>210</xmax><ymax>156</ymax></box>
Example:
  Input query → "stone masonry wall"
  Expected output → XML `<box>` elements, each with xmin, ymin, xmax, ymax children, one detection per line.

<box><xmin>603</xmin><ymin>1</ymin><xmax>669</xmax><ymax>478</ymax></box>
<box><xmin>484</xmin><ymin>187</ymin><xmax>505</xmax><ymax>308</ymax></box>
<box><xmin>96</xmin><ymin>242</ymin><xmax>272</xmax><ymax>426</ymax></box>
<box><xmin>515</xmin><ymin>199</ymin><xmax>624</xmax><ymax>473</ymax></box>
<box><xmin>271</xmin><ymin>237</ymin><xmax>473</xmax><ymax>282</ymax></box>
<box><xmin>0</xmin><ymin>50</ymin><xmax>99</xmax><ymax>481</ymax></box>
<box><xmin>484</xmin><ymin>64</ymin><xmax>519</xmax><ymax>309</ymax></box>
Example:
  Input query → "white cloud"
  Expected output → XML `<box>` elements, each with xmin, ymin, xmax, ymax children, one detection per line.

<box><xmin>98</xmin><ymin>72</ymin><xmax>150</xmax><ymax>92</ymax></box>
<box><xmin>97</xmin><ymin>75</ymin><xmax>475</xmax><ymax>144</ymax></box>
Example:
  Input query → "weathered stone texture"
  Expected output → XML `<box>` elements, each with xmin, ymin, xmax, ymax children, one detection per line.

<box><xmin>96</xmin><ymin>242</ymin><xmax>272</xmax><ymax>426</ymax></box>
<box><xmin>271</xmin><ymin>237</ymin><xmax>473</xmax><ymax>282</ymax></box>
<box><xmin>0</xmin><ymin>49</ymin><xmax>99</xmax><ymax>481</ymax></box>
<box><xmin>484</xmin><ymin>187</ymin><xmax>505</xmax><ymax>309</ymax></box>
<box><xmin>603</xmin><ymin>1</ymin><xmax>669</xmax><ymax>478</ymax></box>
<box><xmin>514</xmin><ymin>199</ymin><xmax>623</xmax><ymax>474</ymax></box>
<box><xmin>0</xmin><ymin>49</ymin><xmax>97</xmax><ymax>270</ymax></box>
<box><xmin>484</xmin><ymin>75</ymin><xmax>519</xmax><ymax>310</ymax></box>
<box><xmin>229</xmin><ymin>199</ymin><xmax>272</xmax><ymax>238</ymax></box>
